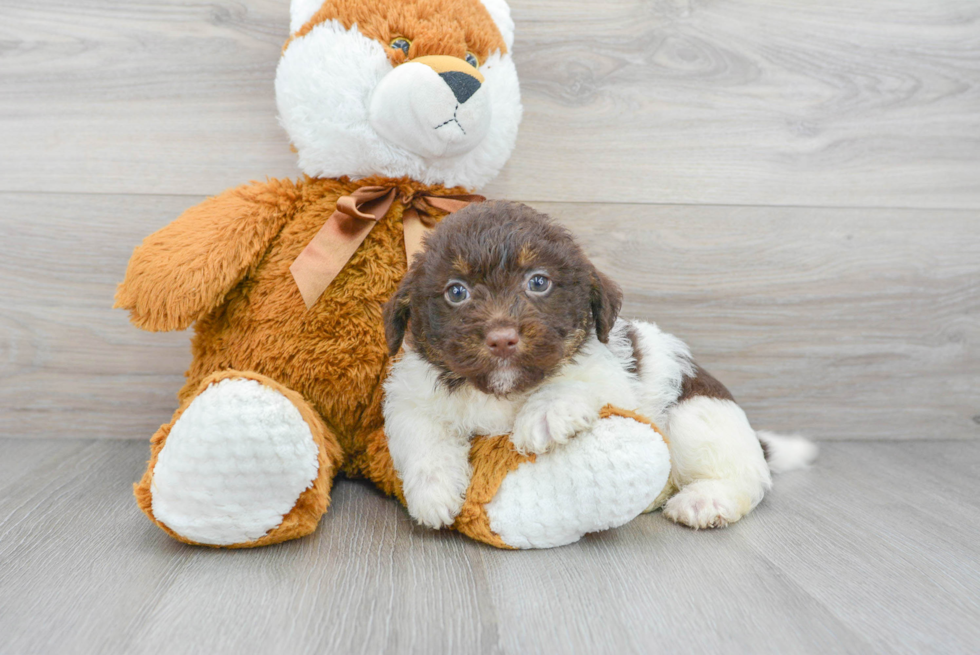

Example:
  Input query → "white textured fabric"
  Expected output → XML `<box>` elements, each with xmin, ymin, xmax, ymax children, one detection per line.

<box><xmin>151</xmin><ymin>379</ymin><xmax>320</xmax><ymax>546</ymax></box>
<box><xmin>486</xmin><ymin>416</ymin><xmax>671</xmax><ymax>549</ymax></box>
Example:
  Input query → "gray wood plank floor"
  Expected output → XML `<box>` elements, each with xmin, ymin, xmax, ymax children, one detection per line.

<box><xmin>1</xmin><ymin>438</ymin><xmax>978</xmax><ymax>655</ymax></box>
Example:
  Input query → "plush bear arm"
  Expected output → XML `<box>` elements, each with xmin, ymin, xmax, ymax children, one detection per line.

<box><xmin>115</xmin><ymin>179</ymin><xmax>300</xmax><ymax>331</ymax></box>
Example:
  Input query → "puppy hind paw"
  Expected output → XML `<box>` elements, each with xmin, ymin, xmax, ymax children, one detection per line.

<box><xmin>662</xmin><ymin>481</ymin><xmax>746</xmax><ymax>530</ymax></box>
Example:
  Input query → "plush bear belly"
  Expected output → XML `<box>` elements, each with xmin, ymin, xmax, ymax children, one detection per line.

<box><xmin>180</xmin><ymin>182</ymin><xmax>410</xmax><ymax>470</ymax></box>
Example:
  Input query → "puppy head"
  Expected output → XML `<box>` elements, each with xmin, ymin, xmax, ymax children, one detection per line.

<box><xmin>384</xmin><ymin>201</ymin><xmax>622</xmax><ymax>396</ymax></box>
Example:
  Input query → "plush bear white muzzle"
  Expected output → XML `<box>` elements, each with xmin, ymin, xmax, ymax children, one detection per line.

<box><xmin>369</xmin><ymin>56</ymin><xmax>492</xmax><ymax>160</ymax></box>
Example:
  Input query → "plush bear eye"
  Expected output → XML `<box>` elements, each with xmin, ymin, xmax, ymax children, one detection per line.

<box><xmin>465</xmin><ymin>52</ymin><xmax>479</xmax><ymax>68</ymax></box>
<box><xmin>527</xmin><ymin>274</ymin><xmax>552</xmax><ymax>294</ymax></box>
<box><xmin>390</xmin><ymin>38</ymin><xmax>411</xmax><ymax>56</ymax></box>
<box><xmin>444</xmin><ymin>282</ymin><xmax>470</xmax><ymax>304</ymax></box>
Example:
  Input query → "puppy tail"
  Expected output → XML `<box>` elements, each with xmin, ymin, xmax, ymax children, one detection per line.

<box><xmin>757</xmin><ymin>431</ymin><xmax>818</xmax><ymax>473</ymax></box>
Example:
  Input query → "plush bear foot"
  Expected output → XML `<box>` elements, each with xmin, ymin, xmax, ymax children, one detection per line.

<box><xmin>482</xmin><ymin>412</ymin><xmax>671</xmax><ymax>549</ymax></box>
<box><xmin>137</xmin><ymin>371</ymin><xmax>341</xmax><ymax>547</ymax></box>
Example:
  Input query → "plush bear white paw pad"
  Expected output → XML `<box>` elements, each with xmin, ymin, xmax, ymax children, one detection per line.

<box><xmin>151</xmin><ymin>378</ymin><xmax>319</xmax><ymax>545</ymax></box>
<box><xmin>486</xmin><ymin>416</ymin><xmax>670</xmax><ymax>549</ymax></box>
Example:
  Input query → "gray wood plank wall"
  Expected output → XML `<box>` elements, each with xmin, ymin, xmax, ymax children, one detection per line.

<box><xmin>1</xmin><ymin>0</ymin><xmax>978</xmax><ymax>441</ymax></box>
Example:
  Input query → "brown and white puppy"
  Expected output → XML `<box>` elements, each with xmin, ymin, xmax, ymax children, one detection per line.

<box><xmin>382</xmin><ymin>202</ymin><xmax>816</xmax><ymax>530</ymax></box>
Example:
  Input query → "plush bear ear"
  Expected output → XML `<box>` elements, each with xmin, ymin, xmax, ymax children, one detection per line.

<box><xmin>383</xmin><ymin>265</ymin><xmax>421</xmax><ymax>356</ymax></box>
<box><xmin>290</xmin><ymin>0</ymin><xmax>324</xmax><ymax>34</ymax></box>
<box><xmin>590</xmin><ymin>269</ymin><xmax>623</xmax><ymax>343</ymax></box>
<box><xmin>480</xmin><ymin>0</ymin><xmax>515</xmax><ymax>51</ymax></box>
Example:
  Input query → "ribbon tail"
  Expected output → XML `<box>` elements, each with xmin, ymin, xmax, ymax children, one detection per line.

<box><xmin>404</xmin><ymin>193</ymin><xmax>485</xmax><ymax>264</ymax></box>
<box><xmin>290</xmin><ymin>212</ymin><xmax>378</xmax><ymax>309</ymax></box>
<box><xmin>402</xmin><ymin>208</ymin><xmax>432</xmax><ymax>267</ymax></box>
<box><xmin>424</xmin><ymin>194</ymin><xmax>487</xmax><ymax>214</ymax></box>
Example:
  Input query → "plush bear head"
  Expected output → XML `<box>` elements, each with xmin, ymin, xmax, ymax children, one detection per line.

<box><xmin>277</xmin><ymin>0</ymin><xmax>521</xmax><ymax>190</ymax></box>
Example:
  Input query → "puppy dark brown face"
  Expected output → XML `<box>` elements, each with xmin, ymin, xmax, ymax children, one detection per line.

<box><xmin>384</xmin><ymin>201</ymin><xmax>622</xmax><ymax>396</ymax></box>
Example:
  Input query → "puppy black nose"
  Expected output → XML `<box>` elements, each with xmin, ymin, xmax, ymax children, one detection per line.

<box><xmin>439</xmin><ymin>71</ymin><xmax>481</xmax><ymax>104</ymax></box>
<box><xmin>485</xmin><ymin>328</ymin><xmax>519</xmax><ymax>359</ymax></box>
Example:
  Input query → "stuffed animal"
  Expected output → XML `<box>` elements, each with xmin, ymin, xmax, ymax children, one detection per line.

<box><xmin>116</xmin><ymin>0</ymin><xmax>672</xmax><ymax>550</ymax></box>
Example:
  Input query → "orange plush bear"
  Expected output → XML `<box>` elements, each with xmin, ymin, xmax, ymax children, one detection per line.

<box><xmin>117</xmin><ymin>0</ymin><xmax>671</xmax><ymax>550</ymax></box>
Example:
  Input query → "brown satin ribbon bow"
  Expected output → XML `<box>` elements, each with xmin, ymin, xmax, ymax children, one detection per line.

<box><xmin>289</xmin><ymin>185</ymin><xmax>485</xmax><ymax>309</ymax></box>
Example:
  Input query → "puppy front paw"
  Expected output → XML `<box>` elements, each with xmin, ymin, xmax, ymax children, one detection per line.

<box><xmin>511</xmin><ymin>395</ymin><xmax>599</xmax><ymax>455</ymax></box>
<box><xmin>404</xmin><ymin>471</ymin><xmax>468</xmax><ymax>529</ymax></box>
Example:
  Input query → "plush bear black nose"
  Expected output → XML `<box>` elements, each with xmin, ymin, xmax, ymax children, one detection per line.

<box><xmin>439</xmin><ymin>71</ymin><xmax>482</xmax><ymax>104</ymax></box>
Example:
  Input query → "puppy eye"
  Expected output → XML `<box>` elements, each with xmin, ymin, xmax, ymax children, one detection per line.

<box><xmin>465</xmin><ymin>52</ymin><xmax>479</xmax><ymax>68</ymax></box>
<box><xmin>527</xmin><ymin>274</ymin><xmax>552</xmax><ymax>294</ymax></box>
<box><xmin>390</xmin><ymin>38</ymin><xmax>411</xmax><ymax>56</ymax></box>
<box><xmin>444</xmin><ymin>282</ymin><xmax>470</xmax><ymax>304</ymax></box>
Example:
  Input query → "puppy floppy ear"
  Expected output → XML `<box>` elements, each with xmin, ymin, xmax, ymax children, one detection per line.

<box><xmin>383</xmin><ymin>266</ymin><xmax>418</xmax><ymax>356</ymax></box>
<box><xmin>590</xmin><ymin>269</ymin><xmax>623</xmax><ymax>343</ymax></box>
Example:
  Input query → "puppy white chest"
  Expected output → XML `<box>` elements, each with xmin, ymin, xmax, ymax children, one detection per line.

<box><xmin>455</xmin><ymin>389</ymin><xmax>525</xmax><ymax>438</ymax></box>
